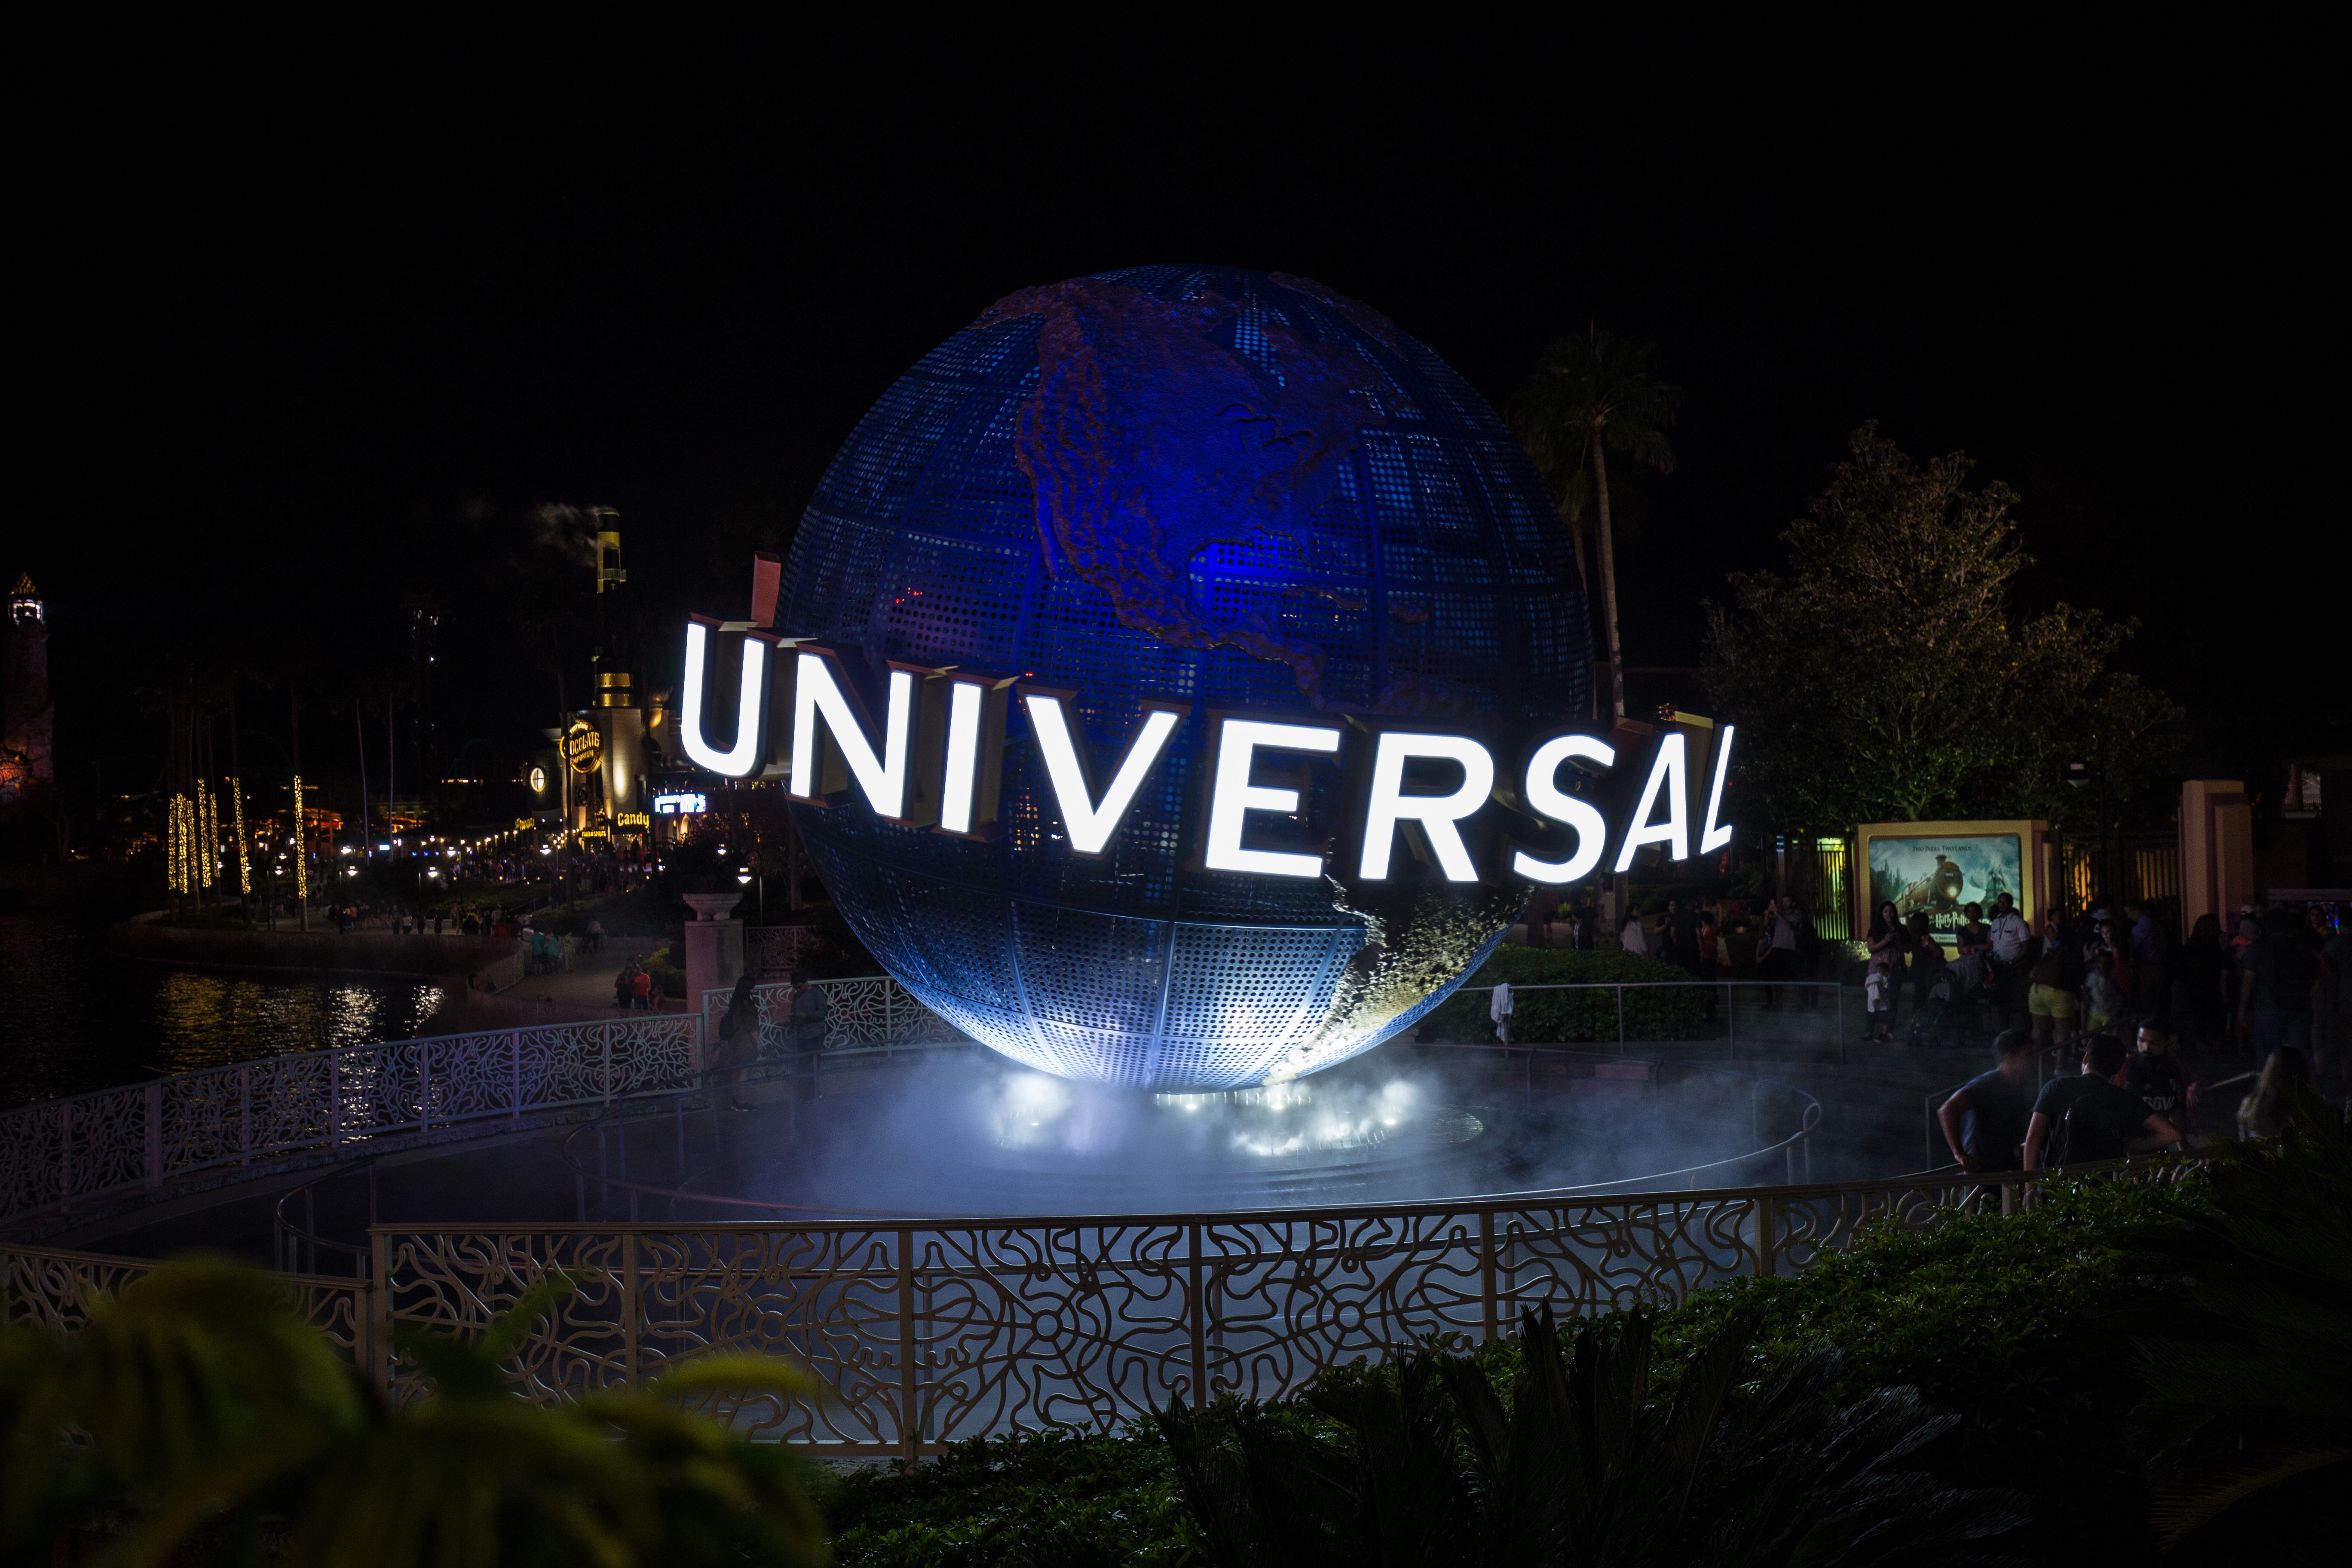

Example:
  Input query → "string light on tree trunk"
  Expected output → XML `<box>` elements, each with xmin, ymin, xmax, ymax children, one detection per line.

<box><xmin>228</xmin><ymin>777</ymin><xmax>251</xmax><ymax>894</ymax></box>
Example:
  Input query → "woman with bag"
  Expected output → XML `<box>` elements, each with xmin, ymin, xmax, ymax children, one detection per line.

<box><xmin>715</xmin><ymin>973</ymin><xmax>760</xmax><ymax>1111</ymax></box>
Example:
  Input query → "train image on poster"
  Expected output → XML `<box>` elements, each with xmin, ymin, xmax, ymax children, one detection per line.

<box><xmin>1864</xmin><ymin>831</ymin><xmax>2024</xmax><ymax>939</ymax></box>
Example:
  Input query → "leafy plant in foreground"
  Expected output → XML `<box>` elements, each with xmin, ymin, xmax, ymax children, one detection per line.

<box><xmin>2117</xmin><ymin>1081</ymin><xmax>2350</xmax><ymax>1559</ymax></box>
<box><xmin>1157</xmin><ymin>1305</ymin><xmax>2027</xmax><ymax>1567</ymax></box>
<box><xmin>1</xmin><ymin>1258</ymin><xmax>827</xmax><ymax>1566</ymax></box>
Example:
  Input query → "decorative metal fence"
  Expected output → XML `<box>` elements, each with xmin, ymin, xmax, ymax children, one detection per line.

<box><xmin>0</xmin><ymin>1016</ymin><xmax>702</xmax><ymax>1225</ymax></box>
<box><xmin>2</xmin><ymin>1157</ymin><xmax>2210</xmax><ymax>1460</ymax></box>
<box><xmin>701</xmin><ymin>975</ymin><xmax>965</xmax><ymax>1058</ymax></box>
<box><xmin>3</xmin><ymin>1241</ymin><xmax>370</xmax><ymax>1369</ymax></box>
<box><xmin>369</xmin><ymin>1157</ymin><xmax>2205</xmax><ymax>1458</ymax></box>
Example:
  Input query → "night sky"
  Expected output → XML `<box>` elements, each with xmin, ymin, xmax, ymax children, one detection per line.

<box><xmin>17</xmin><ymin>89</ymin><xmax>2337</xmax><ymax>819</ymax></box>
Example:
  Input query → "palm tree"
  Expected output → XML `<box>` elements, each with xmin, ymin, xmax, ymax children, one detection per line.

<box><xmin>1508</xmin><ymin>330</ymin><xmax>1683</xmax><ymax>723</ymax></box>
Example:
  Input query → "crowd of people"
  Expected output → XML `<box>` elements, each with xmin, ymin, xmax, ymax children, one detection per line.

<box><xmin>1870</xmin><ymin>890</ymin><xmax>2345</xmax><ymax>1074</ymax></box>
<box><xmin>1929</xmin><ymin>893</ymin><xmax>2346</xmax><ymax>1174</ymax></box>
<box><xmin>1521</xmin><ymin>890</ymin><xmax>1830</xmax><ymax>1008</ymax></box>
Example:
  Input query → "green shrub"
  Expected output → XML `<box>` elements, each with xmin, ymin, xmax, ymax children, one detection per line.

<box><xmin>643</xmin><ymin>946</ymin><xmax>687</xmax><ymax>999</ymax></box>
<box><xmin>1420</xmin><ymin>946</ymin><xmax>1711</xmax><ymax>1042</ymax></box>
<box><xmin>825</xmin><ymin>1427</ymin><xmax>1194</xmax><ymax>1565</ymax></box>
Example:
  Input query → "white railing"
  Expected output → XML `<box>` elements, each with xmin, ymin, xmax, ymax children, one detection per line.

<box><xmin>0</xmin><ymin>1014</ymin><xmax>703</xmax><ymax>1226</ymax></box>
<box><xmin>700</xmin><ymin>975</ymin><xmax>966</xmax><ymax>1058</ymax></box>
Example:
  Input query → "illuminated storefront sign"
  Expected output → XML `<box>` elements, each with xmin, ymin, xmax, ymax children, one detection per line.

<box><xmin>616</xmin><ymin>812</ymin><xmax>651</xmax><ymax>831</ymax></box>
<box><xmin>562</xmin><ymin>722</ymin><xmax>603</xmax><ymax>774</ymax></box>
<box><xmin>680</xmin><ymin>622</ymin><xmax>1736</xmax><ymax>881</ymax></box>
<box><xmin>652</xmin><ymin>792</ymin><xmax>707</xmax><ymax>815</ymax></box>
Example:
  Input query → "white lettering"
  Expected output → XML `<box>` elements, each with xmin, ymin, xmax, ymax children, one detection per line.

<box><xmin>1358</xmin><ymin>732</ymin><xmax>1494</xmax><ymax>881</ymax></box>
<box><xmin>1025</xmin><ymin>695</ymin><xmax>1181</xmax><ymax>854</ymax></box>
<box><xmin>679</xmin><ymin>621</ymin><xmax>769</xmax><ymax>777</ymax></box>
<box><xmin>1513</xmin><ymin>735</ymin><xmax>1614</xmax><ymax>882</ymax></box>
<box><xmin>940</xmin><ymin>680</ymin><xmax>986</xmax><ymax>835</ymax></box>
<box><xmin>1699</xmin><ymin>723</ymin><xmax>1736</xmax><ymax>855</ymax></box>
<box><xmin>1613</xmin><ymin>733</ymin><xmax>1690</xmax><ymax>871</ymax></box>
<box><xmin>1204</xmin><ymin>718</ymin><xmax>1341</xmax><ymax>878</ymax></box>
<box><xmin>791</xmin><ymin>651</ymin><xmax>913</xmax><ymax>818</ymax></box>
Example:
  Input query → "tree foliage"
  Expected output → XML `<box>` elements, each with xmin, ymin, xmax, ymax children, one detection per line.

<box><xmin>2116</xmin><ymin>1081</ymin><xmax>2350</xmax><ymax>1558</ymax></box>
<box><xmin>0</xmin><ymin>1261</ymin><xmax>827</xmax><ymax>1566</ymax></box>
<box><xmin>1156</xmin><ymin>1305</ymin><xmax>2024</xmax><ymax>1567</ymax></box>
<box><xmin>1701</xmin><ymin>424</ymin><xmax>2175</xmax><ymax>829</ymax></box>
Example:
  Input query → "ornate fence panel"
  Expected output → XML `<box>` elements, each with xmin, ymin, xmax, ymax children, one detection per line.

<box><xmin>700</xmin><ymin>974</ymin><xmax>967</xmax><ymax>1059</ymax></box>
<box><xmin>0</xmin><ymin>1014</ymin><xmax>709</xmax><ymax>1226</ymax></box>
<box><xmin>2</xmin><ymin>1243</ymin><xmax>368</xmax><ymax>1369</ymax></box>
<box><xmin>373</xmin><ymin>1155</ymin><xmax>2207</xmax><ymax>1460</ymax></box>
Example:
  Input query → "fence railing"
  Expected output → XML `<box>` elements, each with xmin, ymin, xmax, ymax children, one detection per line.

<box><xmin>3</xmin><ymin>1241</ymin><xmax>371</xmax><ymax>1371</ymax></box>
<box><xmin>2</xmin><ymin>1156</ymin><xmax>2211</xmax><ymax>1460</ymax></box>
<box><xmin>366</xmin><ymin>1157</ymin><xmax>2206</xmax><ymax>1461</ymax></box>
<box><xmin>701</xmin><ymin>975</ymin><xmax>966</xmax><ymax>1058</ymax></box>
<box><xmin>0</xmin><ymin>975</ymin><xmax>970</xmax><ymax>1228</ymax></box>
<box><xmin>0</xmin><ymin>1015</ymin><xmax>703</xmax><ymax>1225</ymax></box>
<box><xmin>1443</xmin><ymin>982</ymin><xmax>1851</xmax><ymax>1061</ymax></box>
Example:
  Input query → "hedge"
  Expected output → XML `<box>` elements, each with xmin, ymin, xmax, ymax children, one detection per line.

<box><xmin>1418</xmin><ymin>945</ymin><xmax>1713</xmax><ymax>1043</ymax></box>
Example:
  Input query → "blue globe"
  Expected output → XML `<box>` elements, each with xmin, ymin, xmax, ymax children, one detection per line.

<box><xmin>780</xmin><ymin>265</ymin><xmax>1589</xmax><ymax>1088</ymax></box>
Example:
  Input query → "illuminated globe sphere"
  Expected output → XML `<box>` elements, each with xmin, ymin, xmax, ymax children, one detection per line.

<box><xmin>780</xmin><ymin>265</ymin><xmax>1589</xmax><ymax>1088</ymax></box>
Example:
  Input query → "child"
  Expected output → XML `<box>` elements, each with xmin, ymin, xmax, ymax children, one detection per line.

<box><xmin>1864</xmin><ymin>952</ymin><xmax>1896</xmax><ymax>1042</ymax></box>
<box><xmin>2082</xmin><ymin>949</ymin><xmax>2122</xmax><ymax>1037</ymax></box>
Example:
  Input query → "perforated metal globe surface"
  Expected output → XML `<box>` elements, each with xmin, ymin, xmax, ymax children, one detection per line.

<box><xmin>780</xmin><ymin>264</ymin><xmax>1589</xmax><ymax>1089</ymax></box>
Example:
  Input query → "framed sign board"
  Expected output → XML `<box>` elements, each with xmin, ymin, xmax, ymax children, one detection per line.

<box><xmin>1854</xmin><ymin>820</ymin><xmax>2052</xmax><ymax>946</ymax></box>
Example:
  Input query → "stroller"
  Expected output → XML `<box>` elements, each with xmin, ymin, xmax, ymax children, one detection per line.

<box><xmin>1906</xmin><ymin>951</ymin><xmax>1980</xmax><ymax>1045</ymax></box>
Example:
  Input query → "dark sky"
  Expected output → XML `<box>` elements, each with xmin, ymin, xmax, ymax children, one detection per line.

<box><xmin>17</xmin><ymin>83</ymin><xmax>2339</xmax><ymax>812</ymax></box>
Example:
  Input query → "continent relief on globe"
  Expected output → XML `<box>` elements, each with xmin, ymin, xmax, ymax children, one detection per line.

<box><xmin>976</xmin><ymin>276</ymin><xmax>1470</xmax><ymax>718</ymax></box>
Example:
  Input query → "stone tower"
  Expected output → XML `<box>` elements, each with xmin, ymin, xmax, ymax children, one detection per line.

<box><xmin>0</xmin><ymin>573</ymin><xmax>53</xmax><ymax>802</ymax></box>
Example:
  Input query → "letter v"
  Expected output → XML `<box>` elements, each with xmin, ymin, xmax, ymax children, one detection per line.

<box><xmin>1023</xmin><ymin>695</ymin><xmax>1182</xmax><ymax>854</ymax></box>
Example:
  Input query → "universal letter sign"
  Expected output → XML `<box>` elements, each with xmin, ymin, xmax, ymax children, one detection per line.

<box><xmin>680</xmin><ymin>619</ymin><xmax>1734</xmax><ymax>884</ymax></box>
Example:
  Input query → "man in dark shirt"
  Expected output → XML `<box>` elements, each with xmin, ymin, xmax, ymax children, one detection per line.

<box><xmin>2122</xmin><ymin>1018</ymin><xmax>2197</xmax><ymax>1121</ymax></box>
<box><xmin>2025</xmin><ymin>1034</ymin><xmax>2182</xmax><ymax>1169</ymax></box>
<box><xmin>1668</xmin><ymin>897</ymin><xmax>1702</xmax><ymax>974</ymax></box>
<box><xmin>1937</xmin><ymin>1029</ymin><xmax>2037</xmax><ymax>1172</ymax></box>
<box><xmin>2237</xmin><ymin>910</ymin><xmax>2317</xmax><ymax>1069</ymax></box>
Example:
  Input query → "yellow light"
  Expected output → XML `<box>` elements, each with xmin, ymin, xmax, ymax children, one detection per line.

<box><xmin>229</xmin><ymin>776</ymin><xmax>251</xmax><ymax>894</ymax></box>
<box><xmin>292</xmin><ymin>776</ymin><xmax>309</xmax><ymax>902</ymax></box>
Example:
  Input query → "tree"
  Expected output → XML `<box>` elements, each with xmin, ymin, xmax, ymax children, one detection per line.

<box><xmin>1701</xmin><ymin>424</ymin><xmax>2175</xmax><ymax>832</ymax></box>
<box><xmin>1508</xmin><ymin>329</ymin><xmax>1683</xmax><ymax>722</ymax></box>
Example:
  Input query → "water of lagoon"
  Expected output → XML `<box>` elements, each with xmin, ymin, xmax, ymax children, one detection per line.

<box><xmin>0</xmin><ymin>912</ymin><xmax>447</xmax><ymax>1109</ymax></box>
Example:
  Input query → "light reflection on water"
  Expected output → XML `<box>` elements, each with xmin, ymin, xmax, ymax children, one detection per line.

<box><xmin>0</xmin><ymin>913</ymin><xmax>447</xmax><ymax>1107</ymax></box>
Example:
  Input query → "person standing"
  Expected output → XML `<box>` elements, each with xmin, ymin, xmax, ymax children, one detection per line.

<box><xmin>2123</xmin><ymin>1019</ymin><xmax>2199</xmax><ymax>1124</ymax></box>
<box><xmin>614</xmin><ymin>959</ymin><xmax>637</xmax><ymax>1013</ymax></box>
<box><xmin>714</xmin><ymin>973</ymin><xmax>760</xmax><ymax>1111</ymax></box>
<box><xmin>1620</xmin><ymin>905</ymin><xmax>1648</xmax><ymax>957</ymax></box>
<box><xmin>2024</xmin><ymin>1034</ymin><xmax>2182</xmax><ymax>1169</ymax></box>
<box><xmin>1669</xmin><ymin>897</ymin><xmax>1702</xmax><ymax>975</ymax></box>
<box><xmin>787</xmin><ymin>969</ymin><xmax>830</xmax><ymax>1102</ymax></box>
<box><xmin>1761</xmin><ymin>898</ymin><xmax>1800</xmax><ymax>1010</ymax></box>
<box><xmin>631</xmin><ymin>963</ymin><xmax>652</xmax><ymax>1011</ymax></box>
<box><xmin>2125</xmin><ymin>900</ymin><xmax>2169</xmax><ymax>1008</ymax></box>
<box><xmin>1987</xmin><ymin>894</ymin><xmax>2030</xmax><ymax>968</ymax></box>
<box><xmin>1937</xmin><ymin>1029</ymin><xmax>2037</xmax><ymax>1172</ymax></box>
<box><xmin>1787</xmin><ymin>898</ymin><xmax>1820</xmax><ymax>1010</ymax></box>
<box><xmin>2237</xmin><ymin>908</ymin><xmax>2318</xmax><ymax>1071</ymax></box>
<box><xmin>2027</xmin><ymin>931</ymin><xmax>2084</xmax><ymax>1050</ymax></box>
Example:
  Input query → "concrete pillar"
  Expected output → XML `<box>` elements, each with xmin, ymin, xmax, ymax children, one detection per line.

<box><xmin>682</xmin><ymin>892</ymin><xmax>744</xmax><ymax>1069</ymax></box>
<box><xmin>2181</xmin><ymin>781</ymin><xmax>2253</xmax><ymax>939</ymax></box>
